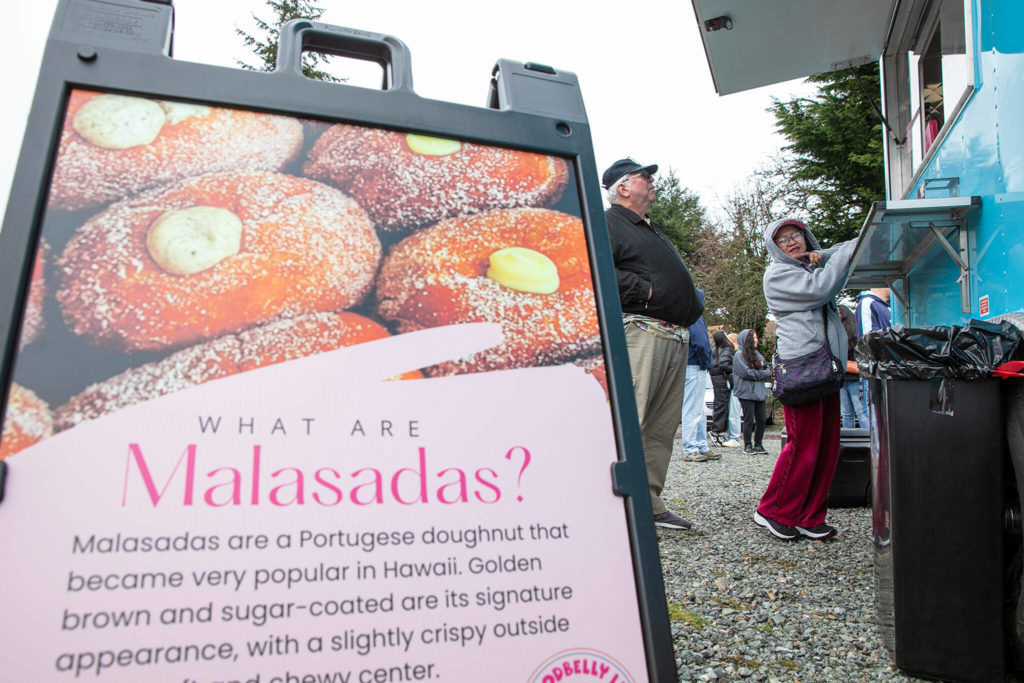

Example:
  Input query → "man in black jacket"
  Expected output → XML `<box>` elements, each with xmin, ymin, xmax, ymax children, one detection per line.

<box><xmin>603</xmin><ymin>158</ymin><xmax>703</xmax><ymax>530</ymax></box>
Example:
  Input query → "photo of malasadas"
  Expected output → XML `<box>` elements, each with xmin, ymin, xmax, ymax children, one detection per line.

<box><xmin>55</xmin><ymin>171</ymin><xmax>381</xmax><ymax>352</ymax></box>
<box><xmin>48</xmin><ymin>91</ymin><xmax>304</xmax><ymax>211</ymax></box>
<box><xmin>18</xmin><ymin>239</ymin><xmax>47</xmax><ymax>350</ymax></box>
<box><xmin>0</xmin><ymin>383</ymin><xmax>54</xmax><ymax>460</ymax></box>
<box><xmin>304</xmin><ymin>123</ymin><xmax>568</xmax><ymax>233</ymax></box>
<box><xmin>375</xmin><ymin>207</ymin><xmax>601</xmax><ymax>376</ymax></box>
<box><xmin>2</xmin><ymin>92</ymin><xmax>597</xmax><ymax>461</ymax></box>
<box><xmin>54</xmin><ymin>312</ymin><xmax>421</xmax><ymax>431</ymax></box>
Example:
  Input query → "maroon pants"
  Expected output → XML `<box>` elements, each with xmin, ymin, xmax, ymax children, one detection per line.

<box><xmin>757</xmin><ymin>392</ymin><xmax>841</xmax><ymax>528</ymax></box>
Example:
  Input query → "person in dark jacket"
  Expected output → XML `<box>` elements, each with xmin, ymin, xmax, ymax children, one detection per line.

<box><xmin>680</xmin><ymin>292</ymin><xmax>718</xmax><ymax>461</ymax></box>
<box><xmin>604</xmin><ymin>158</ymin><xmax>703</xmax><ymax>531</ymax></box>
<box><xmin>855</xmin><ymin>288</ymin><xmax>891</xmax><ymax>337</ymax></box>
<box><xmin>855</xmin><ymin>288</ymin><xmax>891</xmax><ymax>422</ymax></box>
<box><xmin>709</xmin><ymin>331</ymin><xmax>734</xmax><ymax>440</ymax></box>
<box><xmin>732</xmin><ymin>329</ymin><xmax>770</xmax><ymax>455</ymax></box>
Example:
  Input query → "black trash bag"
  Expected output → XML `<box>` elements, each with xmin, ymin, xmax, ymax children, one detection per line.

<box><xmin>856</xmin><ymin>319</ymin><xmax>1023</xmax><ymax>380</ymax></box>
<box><xmin>855</xmin><ymin>319</ymin><xmax>1023</xmax><ymax>414</ymax></box>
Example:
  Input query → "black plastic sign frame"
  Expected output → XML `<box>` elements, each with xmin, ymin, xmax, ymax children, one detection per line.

<box><xmin>0</xmin><ymin>1</ymin><xmax>675</xmax><ymax>680</ymax></box>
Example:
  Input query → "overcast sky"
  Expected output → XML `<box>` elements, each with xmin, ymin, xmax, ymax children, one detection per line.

<box><xmin>0</xmin><ymin>0</ymin><xmax>817</xmax><ymax>224</ymax></box>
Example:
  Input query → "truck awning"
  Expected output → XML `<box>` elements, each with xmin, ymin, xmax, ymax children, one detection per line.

<box><xmin>845</xmin><ymin>196</ymin><xmax>980</xmax><ymax>288</ymax></box>
<box><xmin>690</xmin><ymin>0</ymin><xmax>897</xmax><ymax>95</ymax></box>
<box><xmin>845</xmin><ymin>196</ymin><xmax>981</xmax><ymax>315</ymax></box>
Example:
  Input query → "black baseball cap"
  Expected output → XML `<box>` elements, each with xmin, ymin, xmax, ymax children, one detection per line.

<box><xmin>601</xmin><ymin>158</ymin><xmax>658</xmax><ymax>189</ymax></box>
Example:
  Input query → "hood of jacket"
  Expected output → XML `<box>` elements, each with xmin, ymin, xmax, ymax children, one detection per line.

<box><xmin>764</xmin><ymin>218</ymin><xmax>821</xmax><ymax>264</ymax></box>
<box><xmin>736</xmin><ymin>328</ymin><xmax>752</xmax><ymax>352</ymax></box>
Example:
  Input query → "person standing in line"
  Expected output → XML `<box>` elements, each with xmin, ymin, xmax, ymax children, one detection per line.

<box><xmin>603</xmin><ymin>158</ymin><xmax>704</xmax><ymax>531</ymax></box>
<box><xmin>680</xmin><ymin>291</ymin><xmax>719</xmax><ymax>462</ymax></box>
<box><xmin>709</xmin><ymin>330</ymin><xmax>737</xmax><ymax>446</ymax></box>
<box><xmin>855</xmin><ymin>287</ymin><xmax>892</xmax><ymax>419</ymax></box>
<box><xmin>724</xmin><ymin>333</ymin><xmax>743</xmax><ymax>447</ymax></box>
<box><xmin>755</xmin><ymin>218</ymin><xmax>857</xmax><ymax>541</ymax></box>
<box><xmin>838</xmin><ymin>303</ymin><xmax>868</xmax><ymax>428</ymax></box>
<box><xmin>856</xmin><ymin>288</ymin><xmax>891</xmax><ymax>335</ymax></box>
<box><xmin>733</xmin><ymin>329</ymin><xmax>770</xmax><ymax>455</ymax></box>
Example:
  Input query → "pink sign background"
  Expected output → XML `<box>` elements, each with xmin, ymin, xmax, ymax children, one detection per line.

<box><xmin>0</xmin><ymin>324</ymin><xmax>648</xmax><ymax>681</ymax></box>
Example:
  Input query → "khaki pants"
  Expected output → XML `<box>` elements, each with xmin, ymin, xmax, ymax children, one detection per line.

<box><xmin>624</xmin><ymin>324</ymin><xmax>688</xmax><ymax>516</ymax></box>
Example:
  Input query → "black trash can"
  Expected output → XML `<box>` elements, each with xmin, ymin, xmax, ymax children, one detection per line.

<box><xmin>780</xmin><ymin>427</ymin><xmax>871</xmax><ymax>507</ymax></box>
<box><xmin>859</xmin><ymin>321</ymin><xmax>1023</xmax><ymax>682</ymax></box>
<box><xmin>830</xmin><ymin>427</ymin><xmax>871</xmax><ymax>507</ymax></box>
<box><xmin>871</xmin><ymin>377</ymin><xmax>1006</xmax><ymax>681</ymax></box>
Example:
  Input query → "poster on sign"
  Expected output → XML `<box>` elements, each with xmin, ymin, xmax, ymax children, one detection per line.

<box><xmin>0</xmin><ymin>86</ymin><xmax>649</xmax><ymax>682</ymax></box>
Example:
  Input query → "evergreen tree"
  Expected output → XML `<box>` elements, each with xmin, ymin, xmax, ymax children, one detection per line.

<box><xmin>235</xmin><ymin>0</ymin><xmax>342</xmax><ymax>81</ymax></box>
<box><xmin>769</xmin><ymin>63</ymin><xmax>885</xmax><ymax>246</ymax></box>
<box><xmin>648</xmin><ymin>169</ymin><xmax>711</xmax><ymax>260</ymax></box>
<box><xmin>693</xmin><ymin>174</ymin><xmax>785</xmax><ymax>337</ymax></box>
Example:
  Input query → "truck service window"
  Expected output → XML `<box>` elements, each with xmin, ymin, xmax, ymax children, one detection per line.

<box><xmin>897</xmin><ymin>0</ymin><xmax>971</xmax><ymax>182</ymax></box>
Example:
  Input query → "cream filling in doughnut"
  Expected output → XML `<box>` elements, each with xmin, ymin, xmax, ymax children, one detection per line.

<box><xmin>159</xmin><ymin>100</ymin><xmax>212</xmax><ymax>125</ymax></box>
<box><xmin>72</xmin><ymin>94</ymin><xmax>167</xmax><ymax>149</ymax></box>
<box><xmin>146</xmin><ymin>206</ymin><xmax>243</xmax><ymax>276</ymax></box>
<box><xmin>405</xmin><ymin>133</ymin><xmax>461</xmax><ymax>156</ymax></box>
<box><xmin>486</xmin><ymin>247</ymin><xmax>560</xmax><ymax>294</ymax></box>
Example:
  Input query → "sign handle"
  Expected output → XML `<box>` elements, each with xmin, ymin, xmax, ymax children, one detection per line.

<box><xmin>275</xmin><ymin>19</ymin><xmax>415</xmax><ymax>93</ymax></box>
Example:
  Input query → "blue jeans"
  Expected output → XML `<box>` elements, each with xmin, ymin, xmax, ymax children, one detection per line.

<box><xmin>839</xmin><ymin>378</ymin><xmax>867</xmax><ymax>428</ymax></box>
<box><xmin>727</xmin><ymin>392</ymin><xmax>741</xmax><ymax>440</ymax></box>
<box><xmin>681</xmin><ymin>366</ymin><xmax>709</xmax><ymax>453</ymax></box>
<box><xmin>860</xmin><ymin>378</ymin><xmax>874</xmax><ymax>430</ymax></box>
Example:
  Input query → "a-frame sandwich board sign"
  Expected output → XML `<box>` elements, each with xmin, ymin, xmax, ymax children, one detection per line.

<box><xmin>0</xmin><ymin>1</ymin><xmax>676</xmax><ymax>680</ymax></box>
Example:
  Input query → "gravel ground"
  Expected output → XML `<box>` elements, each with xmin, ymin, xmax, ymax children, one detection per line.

<box><xmin>657</xmin><ymin>425</ymin><xmax>917</xmax><ymax>682</ymax></box>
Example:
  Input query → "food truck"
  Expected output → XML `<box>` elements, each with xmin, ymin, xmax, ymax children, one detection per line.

<box><xmin>0</xmin><ymin>0</ymin><xmax>681</xmax><ymax>679</ymax></box>
<box><xmin>690</xmin><ymin>0</ymin><xmax>1024</xmax><ymax>679</ymax></box>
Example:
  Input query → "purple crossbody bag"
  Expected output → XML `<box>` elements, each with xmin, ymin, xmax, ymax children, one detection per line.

<box><xmin>770</xmin><ymin>307</ymin><xmax>844</xmax><ymax>406</ymax></box>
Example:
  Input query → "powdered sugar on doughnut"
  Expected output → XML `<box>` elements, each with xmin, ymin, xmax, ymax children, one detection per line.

<box><xmin>304</xmin><ymin>123</ymin><xmax>569</xmax><ymax>232</ymax></box>
<box><xmin>54</xmin><ymin>312</ymin><xmax>415</xmax><ymax>431</ymax></box>
<box><xmin>56</xmin><ymin>172</ymin><xmax>381</xmax><ymax>352</ymax></box>
<box><xmin>376</xmin><ymin>207</ymin><xmax>601</xmax><ymax>375</ymax></box>
<box><xmin>19</xmin><ymin>239</ymin><xmax>48</xmax><ymax>350</ymax></box>
<box><xmin>49</xmin><ymin>91</ymin><xmax>304</xmax><ymax>211</ymax></box>
<box><xmin>1</xmin><ymin>384</ymin><xmax>54</xmax><ymax>459</ymax></box>
<box><xmin>54</xmin><ymin>335</ymin><xmax>240</xmax><ymax>431</ymax></box>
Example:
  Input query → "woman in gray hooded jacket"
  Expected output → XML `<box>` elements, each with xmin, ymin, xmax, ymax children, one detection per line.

<box><xmin>732</xmin><ymin>329</ymin><xmax>770</xmax><ymax>454</ymax></box>
<box><xmin>754</xmin><ymin>218</ymin><xmax>857</xmax><ymax>542</ymax></box>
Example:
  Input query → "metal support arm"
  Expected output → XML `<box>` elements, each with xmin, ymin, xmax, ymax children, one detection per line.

<box><xmin>927</xmin><ymin>222</ymin><xmax>971</xmax><ymax>314</ymax></box>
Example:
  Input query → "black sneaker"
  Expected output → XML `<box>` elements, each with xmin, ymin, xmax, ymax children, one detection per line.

<box><xmin>796</xmin><ymin>523</ymin><xmax>838</xmax><ymax>540</ymax></box>
<box><xmin>754</xmin><ymin>511</ymin><xmax>798</xmax><ymax>540</ymax></box>
<box><xmin>753</xmin><ymin>444</ymin><xmax>768</xmax><ymax>454</ymax></box>
<box><xmin>743</xmin><ymin>445</ymin><xmax>755</xmax><ymax>454</ymax></box>
<box><xmin>653</xmin><ymin>511</ymin><xmax>693</xmax><ymax>530</ymax></box>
